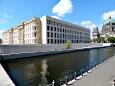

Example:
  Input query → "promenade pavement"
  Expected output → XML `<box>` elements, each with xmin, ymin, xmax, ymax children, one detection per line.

<box><xmin>71</xmin><ymin>55</ymin><xmax>115</xmax><ymax>86</ymax></box>
<box><xmin>0</xmin><ymin>64</ymin><xmax>15</xmax><ymax>86</ymax></box>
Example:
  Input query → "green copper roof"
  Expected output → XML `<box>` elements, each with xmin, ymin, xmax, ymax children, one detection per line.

<box><xmin>104</xmin><ymin>18</ymin><xmax>115</xmax><ymax>25</ymax></box>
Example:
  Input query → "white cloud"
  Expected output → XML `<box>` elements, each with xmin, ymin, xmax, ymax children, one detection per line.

<box><xmin>81</xmin><ymin>20</ymin><xmax>96</xmax><ymax>29</ymax></box>
<box><xmin>102</xmin><ymin>10</ymin><xmax>115</xmax><ymax>20</ymax></box>
<box><xmin>0</xmin><ymin>19</ymin><xmax>8</xmax><ymax>24</ymax></box>
<box><xmin>52</xmin><ymin>0</ymin><xmax>73</xmax><ymax>17</ymax></box>
<box><xmin>81</xmin><ymin>20</ymin><xmax>97</xmax><ymax>39</ymax></box>
<box><xmin>51</xmin><ymin>16</ymin><xmax>61</xmax><ymax>19</ymax></box>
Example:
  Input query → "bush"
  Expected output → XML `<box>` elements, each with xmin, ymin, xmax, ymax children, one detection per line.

<box><xmin>66</xmin><ymin>39</ymin><xmax>71</xmax><ymax>49</ymax></box>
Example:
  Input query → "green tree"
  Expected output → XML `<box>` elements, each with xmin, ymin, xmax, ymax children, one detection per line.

<box><xmin>107</xmin><ymin>37</ymin><xmax>115</xmax><ymax>43</ymax></box>
<box><xmin>100</xmin><ymin>37</ymin><xmax>106</xmax><ymax>43</ymax></box>
<box><xmin>66</xmin><ymin>39</ymin><xmax>71</xmax><ymax>49</ymax></box>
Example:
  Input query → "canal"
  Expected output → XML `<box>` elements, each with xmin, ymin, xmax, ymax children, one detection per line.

<box><xmin>1</xmin><ymin>47</ymin><xmax>115</xmax><ymax>86</ymax></box>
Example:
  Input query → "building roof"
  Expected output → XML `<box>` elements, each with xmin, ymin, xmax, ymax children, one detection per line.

<box><xmin>104</xmin><ymin>17</ymin><xmax>115</xmax><ymax>25</ymax></box>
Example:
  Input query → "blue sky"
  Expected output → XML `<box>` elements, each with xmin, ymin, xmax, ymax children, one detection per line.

<box><xmin>0</xmin><ymin>0</ymin><xmax>115</xmax><ymax>38</ymax></box>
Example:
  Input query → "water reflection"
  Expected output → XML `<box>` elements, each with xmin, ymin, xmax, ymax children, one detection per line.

<box><xmin>40</xmin><ymin>59</ymin><xmax>48</xmax><ymax>86</ymax></box>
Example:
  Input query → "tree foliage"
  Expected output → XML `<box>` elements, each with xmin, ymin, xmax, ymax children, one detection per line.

<box><xmin>66</xmin><ymin>39</ymin><xmax>71</xmax><ymax>49</ymax></box>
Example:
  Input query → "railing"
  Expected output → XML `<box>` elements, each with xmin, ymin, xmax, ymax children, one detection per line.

<box><xmin>48</xmin><ymin>55</ymin><xmax>114</xmax><ymax>86</ymax></box>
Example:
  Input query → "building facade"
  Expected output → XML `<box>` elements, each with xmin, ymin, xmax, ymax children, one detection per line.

<box><xmin>101</xmin><ymin>17</ymin><xmax>115</xmax><ymax>37</ymax></box>
<box><xmin>3</xmin><ymin>16</ymin><xmax>90</xmax><ymax>44</ymax></box>
<box><xmin>92</xmin><ymin>17</ymin><xmax>115</xmax><ymax>40</ymax></box>
<box><xmin>3</xmin><ymin>17</ymin><xmax>42</xmax><ymax>44</ymax></box>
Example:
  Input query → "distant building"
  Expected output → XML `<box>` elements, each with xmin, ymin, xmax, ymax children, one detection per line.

<box><xmin>3</xmin><ymin>16</ymin><xmax>90</xmax><ymax>45</ymax></box>
<box><xmin>93</xmin><ymin>17</ymin><xmax>115</xmax><ymax>39</ymax></box>
<box><xmin>101</xmin><ymin>17</ymin><xmax>115</xmax><ymax>37</ymax></box>
<box><xmin>92</xmin><ymin>27</ymin><xmax>100</xmax><ymax>39</ymax></box>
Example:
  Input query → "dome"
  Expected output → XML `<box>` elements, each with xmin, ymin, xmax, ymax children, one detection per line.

<box><xmin>104</xmin><ymin>17</ymin><xmax>115</xmax><ymax>25</ymax></box>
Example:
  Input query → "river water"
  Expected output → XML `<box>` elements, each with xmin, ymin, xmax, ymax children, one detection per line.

<box><xmin>2</xmin><ymin>47</ymin><xmax>115</xmax><ymax>86</ymax></box>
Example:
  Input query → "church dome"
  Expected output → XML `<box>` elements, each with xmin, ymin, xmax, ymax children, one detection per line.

<box><xmin>104</xmin><ymin>17</ymin><xmax>115</xmax><ymax>26</ymax></box>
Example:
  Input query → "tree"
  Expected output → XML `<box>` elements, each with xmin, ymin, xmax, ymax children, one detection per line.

<box><xmin>107</xmin><ymin>37</ymin><xmax>115</xmax><ymax>43</ymax></box>
<box><xmin>66</xmin><ymin>39</ymin><xmax>71</xmax><ymax>49</ymax></box>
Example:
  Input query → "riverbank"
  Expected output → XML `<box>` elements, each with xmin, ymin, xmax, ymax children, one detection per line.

<box><xmin>63</xmin><ymin>55</ymin><xmax>115</xmax><ymax>86</ymax></box>
<box><xmin>0</xmin><ymin>43</ymin><xmax>111</xmax><ymax>61</ymax></box>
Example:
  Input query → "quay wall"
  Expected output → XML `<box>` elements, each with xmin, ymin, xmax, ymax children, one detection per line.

<box><xmin>0</xmin><ymin>43</ymin><xmax>104</xmax><ymax>54</ymax></box>
<box><xmin>0</xmin><ymin>43</ymin><xmax>111</xmax><ymax>60</ymax></box>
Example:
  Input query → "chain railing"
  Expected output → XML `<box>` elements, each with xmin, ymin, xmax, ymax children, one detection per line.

<box><xmin>48</xmin><ymin>55</ymin><xmax>114</xmax><ymax>86</ymax></box>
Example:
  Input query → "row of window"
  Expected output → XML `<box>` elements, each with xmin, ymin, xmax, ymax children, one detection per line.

<box><xmin>47</xmin><ymin>19</ymin><xmax>84</xmax><ymax>30</ymax></box>
<box><xmin>25</xmin><ymin>39</ymin><xmax>36</xmax><ymax>44</ymax></box>
<box><xmin>47</xmin><ymin>32</ymin><xmax>87</xmax><ymax>39</ymax></box>
<box><xmin>47</xmin><ymin>39</ymin><xmax>84</xmax><ymax>44</ymax></box>
<box><xmin>47</xmin><ymin>26</ymin><xmax>89</xmax><ymax>36</ymax></box>
<box><xmin>24</xmin><ymin>33</ymin><xmax>37</xmax><ymax>38</ymax></box>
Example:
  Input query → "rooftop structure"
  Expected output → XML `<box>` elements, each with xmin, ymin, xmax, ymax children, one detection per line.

<box><xmin>102</xmin><ymin>17</ymin><xmax>115</xmax><ymax>37</ymax></box>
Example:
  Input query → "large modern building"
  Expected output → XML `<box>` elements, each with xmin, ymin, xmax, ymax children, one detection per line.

<box><xmin>3</xmin><ymin>16</ymin><xmax>90</xmax><ymax>44</ymax></box>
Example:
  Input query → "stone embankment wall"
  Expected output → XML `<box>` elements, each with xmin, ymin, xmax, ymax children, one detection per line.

<box><xmin>0</xmin><ymin>43</ymin><xmax>104</xmax><ymax>54</ymax></box>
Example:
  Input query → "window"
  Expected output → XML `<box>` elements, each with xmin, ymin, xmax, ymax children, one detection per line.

<box><xmin>54</xmin><ymin>22</ymin><xmax>56</xmax><ymax>25</ymax></box>
<box><xmin>57</xmin><ymin>28</ymin><xmax>59</xmax><ymax>32</ymax></box>
<box><xmin>63</xmin><ymin>29</ymin><xmax>64</xmax><ymax>32</ymax></box>
<box><xmin>51</xmin><ymin>27</ymin><xmax>53</xmax><ymax>31</ymax></box>
<box><xmin>60</xmin><ymin>28</ymin><xmax>62</xmax><ymax>32</ymax></box>
<box><xmin>47</xmin><ymin>39</ymin><xmax>50</xmax><ymax>43</ymax></box>
<box><xmin>51</xmin><ymin>32</ymin><xmax>53</xmax><ymax>38</ymax></box>
<box><xmin>57</xmin><ymin>33</ymin><xmax>59</xmax><ymax>38</ymax></box>
<box><xmin>57</xmin><ymin>40</ymin><xmax>59</xmax><ymax>43</ymax></box>
<box><xmin>55</xmin><ymin>39</ymin><xmax>56</xmax><ymax>43</ymax></box>
<box><xmin>47</xmin><ymin>32</ymin><xmax>50</xmax><ymax>37</ymax></box>
<box><xmin>51</xmin><ymin>21</ymin><xmax>53</xmax><ymax>25</ymax></box>
<box><xmin>54</xmin><ymin>27</ymin><xmax>56</xmax><ymax>31</ymax></box>
<box><xmin>51</xmin><ymin>39</ymin><xmax>53</xmax><ymax>43</ymax></box>
<box><xmin>60</xmin><ymin>34</ymin><xmax>62</xmax><ymax>38</ymax></box>
<box><xmin>54</xmin><ymin>33</ymin><xmax>56</xmax><ymax>38</ymax></box>
<box><xmin>63</xmin><ymin>34</ymin><xmax>64</xmax><ymax>38</ymax></box>
<box><xmin>57</xmin><ymin>22</ymin><xmax>59</xmax><ymax>26</ymax></box>
<box><xmin>47</xmin><ymin>26</ymin><xmax>50</xmax><ymax>30</ymax></box>
<box><xmin>34</xmin><ymin>32</ymin><xmax>37</xmax><ymax>37</ymax></box>
<box><xmin>49</xmin><ymin>20</ymin><xmax>51</xmax><ymax>24</ymax></box>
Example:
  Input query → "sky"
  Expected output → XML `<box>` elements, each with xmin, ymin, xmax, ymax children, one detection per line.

<box><xmin>0</xmin><ymin>0</ymin><xmax>115</xmax><ymax>38</ymax></box>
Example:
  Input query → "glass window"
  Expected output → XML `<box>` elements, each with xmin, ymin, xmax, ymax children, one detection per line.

<box><xmin>47</xmin><ymin>32</ymin><xmax>50</xmax><ymax>37</ymax></box>
<box><xmin>51</xmin><ymin>39</ymin><xmax>53</xmax><ymax>43</ymax></box>
<box><xmin>55</xmin><ymin>39</ymin><xmax>56</xmax><ymax>43</ymax></box>
<box><xmin>47</xmin><ymin>26</ymin><xmax>50</xmax><ymax>30</ymax></box>
<box><xmin>57</xmin><ymin>22</ymin><xmax>59</xmax><ymax>26</ymax></box>
<box><xmin>34</xmin><ymin>32</ymin><xmax>36</xmax><ymax>37</ymax></box>
<box><xmin>57</xmin><ymin>33</ymin><xmax>59</xmax><ymax>38</ymax></box>
<box><xmin>54</xmin><ymin>33</ymin><xmax>56</xmax><ymax>38</ymax></box>
<box><xmin>51</xmin><ymin>27</ymin><xmax>53</xmax><ymax>31</ymax></box>
<box><xmin>60</xmin><ymin>28</ymin><xmax>62</xmax><ymax>32</ymax></box>
<box><xmin>47</xmin><ymin>39</ymin><xmax>50</xmax><ymax>43</ymax></box>
<box><xmin>57</xmin><ymin>40</ymin><xmax>59</xmax><ymax>43</ymax></box>
<box><xmin>49</xmin><ymin>20</ymin><xmax>51</xmax><ymax>24</ymax></box>
<box><xmin>63</xmin><ymin>29</ymin><xmax>64</xmax><ymax>32</ymax></box>
<box><xmin>51</xmin><ymin>32</ymin><xmax>53</xmax><ymax>38</ymax></box>
<box><xmin>57</xmin><ymin>28</ymin><xmax>59</xmax><ymax>32</ymax></box>
<box><xmin>54</xmin><ymin>27</ymin><xmax>56</xmax><ymax>31</ymax></box>
<box><xmin>54</xmin><ymin>22</ymin><xmax>55</xmax><ymax>25</ymax></box>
